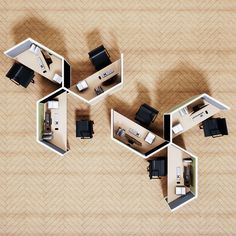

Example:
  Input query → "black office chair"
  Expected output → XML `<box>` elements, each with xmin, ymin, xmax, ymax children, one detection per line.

<box><xmin>200</xmin><ymin>118</ymin><xmax>228</xmax><ymax>138</ymax></box>
<box><xmin>6</xmin><ymin>63</ymin><xmax>35</xmax><ymax>88</ymax></box>
<box><xmin>76</xmin><ymin>120</ymin><xmax>94</xmax><ymax>139</ymax></box>
<box><xmin>88</xmin><ymin>45</ymin><xmax>111</xmax><ymax>71</ymax></box>
<box><xmin>147</xmin><ymin>157</ymin><xmax>167</xmax><ymax>179</ymax></box>
<box><xmin>135</xmin><ymin>104</ymin><xmax>159</xmax><ymax>127</ymax></box>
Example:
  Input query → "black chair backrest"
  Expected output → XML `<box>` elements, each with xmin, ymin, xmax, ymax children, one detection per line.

<box><xmin>135</xmin><ymin>103</ymin><xmax>159</xmax><ymax>127</ymax></box>
<box><xmin>217</xmin><ymin>118</ymin><xmax>228</xmax><ymax>135</ymax></box>
<box><xmin>88</xmin><ymin>45</ymin><xmax>111</xmax><ymax>71</ymax></box>
<box><xmin>203</xmin><ymin>118</ymin><xmax>228</xmax><ymax>137</ymax></box>
<box><xmin>76</xmin><ymin>120</ymin><xmax>94</xmax><ymax>139</ymax></box>
<box><xmin>6</xmin><ymin>63</ymin><xmax>34</xmax><ymax>88</ymax></box>
<box><xmin>6</xmin><ymin>63</ymin><xmax>22</xmax><ymax>80</ymax></box>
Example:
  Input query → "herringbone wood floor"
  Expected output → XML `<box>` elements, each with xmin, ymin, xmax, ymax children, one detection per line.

<box><xmin>0</xmin><ymin>1</ymin><xmax>236</xmax><ymax>235</ymax></box>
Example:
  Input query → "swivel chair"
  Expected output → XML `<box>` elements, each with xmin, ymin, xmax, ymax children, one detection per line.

<box><xmin>88</xmin><ymin>45</ymin><xmax>111</xmax><ymax>71</ymax></box>
<box><xmin>76</xmin><ymin>120</ymin><xmax>94</xmax><ymax>139</ymax></box>
<box><xmin>135</xmin><ymin>104</ymin><xmax>159</xmax><ymax>127</ymax></box>
<box><xmin>6</xmin><ymin>63</ymin><xmax>35</xmax><ymax>88</ymax></box>
<box><xmin>147</xmin><ymin>157</ymin><xmax>167</xmax><ymax>179</ymax></box>
<box><xmin>200</xmin><ymin>118</ymin><xmax>228</xmax><ymax>138</ymax></box>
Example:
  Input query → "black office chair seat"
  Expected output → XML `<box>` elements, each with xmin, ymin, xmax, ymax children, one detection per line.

<box><xmin>135</xmin><ymin>103</ymin><xmax>159</xmax><ymax>127</ymax></box>
<box><xmin>88</xmin><ymin>45</ymin><xmax>111</xmax><ymax>71</ymax></box>
<box><xmin>6</xmin><ymin>63</ymin><xmax>35</xmax><ymax>88</ymax></box>
<box><xmin>201</xmin><ymin>118</ymin><xmax>228</xmax><ymax>137</ymax></box>
<box><xmin>147</xmin><ymin>157</ymin><xmax>167</xmax><ymax>179</ymax></box>
<box><xmin>76</xmin><ymin>120</ymin><xmax>94</xmax><ymax>139</ymax></box>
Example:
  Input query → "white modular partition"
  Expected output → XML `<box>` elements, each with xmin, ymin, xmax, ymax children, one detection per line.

<box><xmin>36</xmin><ymin>88</ymin><xmax>68</xmax><ymax>156</ymax></box>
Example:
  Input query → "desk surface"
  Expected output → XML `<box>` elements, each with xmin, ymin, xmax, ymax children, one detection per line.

<box><xmin>172</xmin><ymin>100</ymin><xmax>220</xmax><ymax>138</ymax></box>
<box><xmin>14</xmin><ymin>48</ymin><xmax>62</xmax><ymax>82</ymax></box>
<box><xmin>69</xmin><ymin>59</ymin><xmax>121</xmax><ymax>101</ymax></box>
<box><xmin>44</xmin><ymin>92</ymin><xmax>67</xmax><ymax>151</ymax></box>
<box><xmin>113</xmin><ymin>111</ymin><xmax>166</xmax><ymax>155</ymax></box>
<box><xmin>167</xmin><ymin>144</ymin><xmax>191</xmax><ymax>203</ymax></box>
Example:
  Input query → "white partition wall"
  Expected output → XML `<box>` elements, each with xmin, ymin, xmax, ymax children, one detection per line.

<box><xmin>36</xmin><ymin>88</ymin><xmax>68</xmax><ymax>156</ymax></box>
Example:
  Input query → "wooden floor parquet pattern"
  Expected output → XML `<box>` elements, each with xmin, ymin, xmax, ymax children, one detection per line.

<box><xmin>0</xmin><ymin>1</ymin><xmax>236</xmax><ymax>235</ymax></box>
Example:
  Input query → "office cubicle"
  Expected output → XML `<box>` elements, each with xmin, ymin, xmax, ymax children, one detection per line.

<box><xmin>36</xmin><ymin>88</ymin><xmax>68</xmax><ymax>155</ymax></box>
<box><xmin>68</xmin><ymin>54</ymin><xmax>124</xmax><ymax>104</ymax></box>
<box><xmin>166</xmin><ymin>143</ymin><xmax>198</xmax><ymax>211</ymax></box>
<box><xmin>165</xmin><ymin>93</ymin><xmax>230</xmax><ymax>139</ymax></box>
<box><xmin>4</xmin><ymin>38</ymin><xmax>64</xmax><ymax>85</ymax></box>
<box><xmin>111</xmin><ymin>110</ymin><xmax>169</xmax><ymax>159</ymax></box>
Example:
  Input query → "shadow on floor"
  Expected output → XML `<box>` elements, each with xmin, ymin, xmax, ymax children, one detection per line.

<box><xmin>154</xmin><ymin>61</ymin><xmax>211</xmax><ymax>113</ymax></box>
<box><xmin>150</xmin><ymin>61</ymin><xmax>212</xmax><ymax>139</ymax></box>
<box><xmin>75</xmin><ymin>107</ymin><xmax>91</xmax><ymax>121</ymax></box>
<box><xmin>12</xmin><ymin>16</ymin><xmax>67</xmax><ymax>56</ymax></box>
<box><xmin>173</xmin><ymin>134</ymin><xmax>186</xmax><ymax>150</ymax></box>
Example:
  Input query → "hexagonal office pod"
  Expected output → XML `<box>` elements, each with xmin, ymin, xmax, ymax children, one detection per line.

<box><xmin>164</xmin><ymin>93</ymin><xmax>230</xmax><ymax>141</ymax></box>
<box><xmin>36</xmin><ymin>88</ymin><xmax>69</xmax><ymax>156</ymax></box>
<box><xmin>111</xmin><ymin>109</ymin><xmax>169</xmax><ymax>159</ymax></box>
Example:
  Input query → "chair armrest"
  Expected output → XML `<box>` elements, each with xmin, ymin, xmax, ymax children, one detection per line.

<box><xmin>81</xmin><ymin>136</ymin><xmax>92</xmax><ymax>139</ymax></box>
<box><xmin>211</xmin><ymin>129</ymin><xmax>223</xmax><ymax>138</ymax></box>
<box><xmin>151</xmin><ymin>176</ymin><xmax>161</xmax><ymax>179</ymax></box>
<box><xmin>105</xmin><ymin>48</ymin><xmax>110</xmax><ymax>58</ymax></box>
<box><xmin>11</xmin><ymin>78</ymin><xmax>20</xmax><ymax>86</ymax></box>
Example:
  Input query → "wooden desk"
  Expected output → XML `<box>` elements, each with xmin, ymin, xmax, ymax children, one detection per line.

<box><xmin>69</xmin><ymin>59</ymin><xmax>121</xmax><ymax>101</ymax></box>
<box><xmin>167</xmin><ymin>144</ymin><xmax>191</xmax><ymax>203</ymax></box>
<box><xmin>14</xmin><ymin>48</ymin><xmax>62</xmax><ymax>82</ymax></box>
<box><xmin>113</xmin><ymin>111</ymin><xmax>166</xmax><ymax>155</ymax></box>
<box><xmin>172</xmin><ymin>100</ymin><xmax>220</xmax><ymax>137</ymax></box>
<box><xmin>44</xmin><ymin>92</ymin><xmax>67</xmax><ymax>151</ymax></box>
